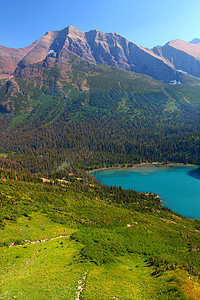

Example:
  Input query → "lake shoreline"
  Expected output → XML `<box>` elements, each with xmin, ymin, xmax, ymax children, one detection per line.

<box><xmin>89</xmin><ymin>162</ymin><xmax>198</xmax><ymax>173</ymax></box>
<box><xmin>91</xmin><ymin>163</ymin><xmax>200</xmax><ymax>220</ymax></box>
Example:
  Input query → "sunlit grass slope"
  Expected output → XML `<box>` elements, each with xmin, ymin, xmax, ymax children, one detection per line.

<box><xmin>0</xmin><ymin>170</ymin><xmax>200</xmax><ymax>299</ymax></box>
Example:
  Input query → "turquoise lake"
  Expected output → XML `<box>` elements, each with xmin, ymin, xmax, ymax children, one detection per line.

<box><xmin>91</xmin><ymin>166</ymin><xmax>200</xmax><ymax>219</ymax></box>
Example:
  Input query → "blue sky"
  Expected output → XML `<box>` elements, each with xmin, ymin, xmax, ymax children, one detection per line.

<box><xmin>1</xmin><ymin>0</ymin><xmax>200</xmax><ymax>49</ymax></box>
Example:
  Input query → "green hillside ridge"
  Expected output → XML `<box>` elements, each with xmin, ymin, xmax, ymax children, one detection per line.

<box><xmin>1</xmin><ymin>169</ymin><xmax>200</xmax><ymax>299</ymax></box>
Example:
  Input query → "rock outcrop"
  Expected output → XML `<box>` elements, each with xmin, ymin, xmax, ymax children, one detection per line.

<box><xmin>153</xmin><ymin>39</ymin><xmax>200</xmax><ymax>78</ymax></box>
<box><xmin>0</xmin><ymin>44</ymin><xmax>36</xmax><ymax>80</ymax></box>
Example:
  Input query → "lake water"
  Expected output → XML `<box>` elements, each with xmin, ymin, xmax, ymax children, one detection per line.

<box><xmin>91</xmin><ymin>165</ymin><xmax>200</xmax><ymax>219</ymax></box>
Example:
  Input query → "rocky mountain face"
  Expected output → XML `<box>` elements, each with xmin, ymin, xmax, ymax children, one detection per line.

<box><xmin>153</xmin><ymin>39</ymin><xmax>200</xmax><ymax>78</ymax></box>
<box><xmin>0</xmin><ymin>43</ymin><xmax>36</xmax><ymax>80</ymax></box>
<box><xmin>1</xmin><ymin>26</ymin><xmax>200</xmax><ymax>83</ymax></box>
<box><xmin>60</xmin><ymin>26</ymin><xmax>179</xmax><ymax>82</ymax></box>
<box><xmin>0</xmin><ymin>26</ymin><xmax>181</xmax><ymax>82</ymax></box>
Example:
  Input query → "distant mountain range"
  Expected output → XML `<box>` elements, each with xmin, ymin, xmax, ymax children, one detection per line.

<box><xmin>0</xmin><ymin>25</ymin><xmax>199</xmax><ymax>82</ymax></box>
<box><xmin>190</xmin><ymin>38</ymin><xmax>200</xmax><ymax>44</ymax></box>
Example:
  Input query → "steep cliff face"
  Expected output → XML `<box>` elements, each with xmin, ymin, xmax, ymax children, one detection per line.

<box><xmin>0</xmin><ymin>44</ymin><xmax>36</xmax><ymax>80</ymax></box>
<box><xmin>153</xmin><ymin>39</ymin><xmax>200</xmax><ymax>78</ymax></box>
<box><xmin>83</xmin><ymin>29</ymin><xmax>178</xmax><ymax>82</ymax></box>
<box><xmin>0</xmin><ymin>26</ymin><xmax>180</xmax><ymax>82</ymax></box>
<box><xmin>61</xmin><ymin>26</ymin><xmax>179</xmax><ymax>81</ymax></box>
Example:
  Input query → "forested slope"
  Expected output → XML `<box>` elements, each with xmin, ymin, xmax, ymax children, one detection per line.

<box><xmin>0</xmin><ymin>50</ymin><xmax>199</xmax><ymax>173</ymax></box>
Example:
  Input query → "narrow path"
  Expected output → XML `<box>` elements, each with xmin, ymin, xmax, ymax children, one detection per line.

<box><xmin>9</xmin><ymin>235</ymin><xmax>70</xmax><ymax>247</ymax></box>
<box><xmin>76</xmin><ymin>271</ymin><xmax>88</xmax><ymax>300</ymax></box>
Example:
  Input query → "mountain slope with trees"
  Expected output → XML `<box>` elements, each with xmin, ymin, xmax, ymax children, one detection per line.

<box><xmin>0</xmin><ymin>48</ymin><xmax>199</xmax><ymax>173</ymax></box>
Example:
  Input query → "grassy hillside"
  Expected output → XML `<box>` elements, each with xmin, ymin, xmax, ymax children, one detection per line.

<box><xmin>1</xmin><ymin>169</ymin><xmax>200</xmax><ymax>299</ymax></box>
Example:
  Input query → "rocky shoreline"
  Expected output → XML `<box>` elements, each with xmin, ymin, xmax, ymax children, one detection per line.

<box><xmin>89</xmin><ymin>162</ymin><xmax>197</xmax><ymax>173</ymax></box>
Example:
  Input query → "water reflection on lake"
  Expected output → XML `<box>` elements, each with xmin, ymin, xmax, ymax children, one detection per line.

<box><xmin>91</xmin><ymin>165</ymin><xmax>200</xmax><ymax>219</ymax></box>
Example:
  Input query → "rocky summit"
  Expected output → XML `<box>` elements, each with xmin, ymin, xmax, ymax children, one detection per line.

<box><xmin>1</xmin><ymin>26</ymin><xmax>200</xmax><ymax>83</ymax></box>
<box><xmin>190</xmin><ymin>38</ymin><xmax>200</xmax><ymax>44</ymax></box>
<box><xmin>153</xmin><ymin>39</ymin><xmax>200</xmax><ymax>78</ymax></box>
<box><xmin>0</xmin><ymin>25</ymin><xmax>184</xmax><ymax>82</ymax></box>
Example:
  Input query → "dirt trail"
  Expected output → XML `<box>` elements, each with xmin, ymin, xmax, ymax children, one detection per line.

<box><xmin>76</xmin><ymin>271</ymin><xmax>88</xmax><ymax>300</ymax></box>
<box><xmin>9</xmin><ymin>235</ymin><xmax>70</xmax><ymax>247</ymax></box>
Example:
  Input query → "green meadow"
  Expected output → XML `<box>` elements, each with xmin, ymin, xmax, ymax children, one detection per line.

<box><xmin>0</xmin><ymin>170</ymin><xmax>200</xmax><ymax>299</ymax></box>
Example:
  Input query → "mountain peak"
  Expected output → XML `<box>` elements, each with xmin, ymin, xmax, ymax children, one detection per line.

<box><xmin>62</xmin><ymin>25</ymin><xmax>85</xmax><ymax>41</ymax></box>
<box><xmin>189</xmin><ymin>38</ymin><xmax>200</xmax><ymax>44</ymax></box>
<box><xmin>67</xmin><ymin>25</ymin><xmax>77</xmax><ymax>29</ymax></box>
<box><xmin>153</xmin><ymin>38</ymin><xmax>200</xmax><ymax>78</ymax></box>
<box><xmin>66</xmin><ymin>25</ymin><xmax>83</xmax><ymax>35</ymax></box>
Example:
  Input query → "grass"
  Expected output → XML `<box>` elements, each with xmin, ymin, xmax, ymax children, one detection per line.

<box><xmin>82</xmin><ymin>256</ymin><xmax>191</xmax><ymax>300</ymax></box>
<box><xmin>0</xmin><ymin>174</ymin><xmax>200</xmax><ymax>299</ymax></box>
<box><xmin>1</xmin><ymin>214</ymin><xmax>195</xmax><ymax>300</ymax></box>
<box><xmin>0</xmin><ymin>213</ymin><xmax>74</xmax><ymax>246</ymax></box>
<box><xmin>0</xmin><ymin>233</ymin><xmax>90</xmax><ymax>299</ymax></box>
